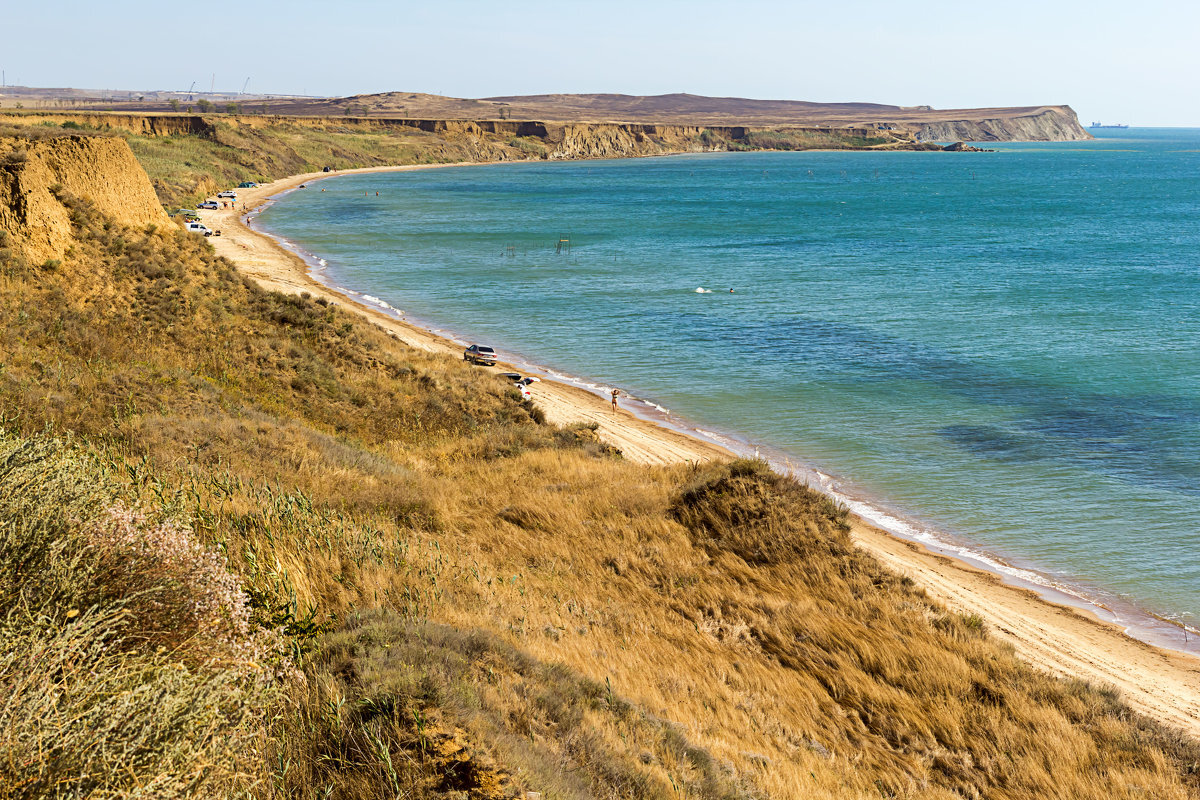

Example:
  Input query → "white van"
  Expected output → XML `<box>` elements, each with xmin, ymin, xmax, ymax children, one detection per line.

<box><xmin>185</xmin><ymin>222</ymin><xmax>212</xmax><ymax>236</ymax></box>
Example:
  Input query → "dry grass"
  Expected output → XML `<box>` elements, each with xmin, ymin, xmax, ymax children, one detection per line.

<box><xmin>2</xmin><ymin>184</ymin><xmax>1200</xmax><ymax>798</ymax></box>
<box><xmin>126</xmin><ymin>120</ymin><xmax>539</xmax><ymax>207</ymax></box>
<box><xmin>276</xmin><ymin>610</ymin><xmax>749</xmax><ymax>799</ymax></box>
<box><xmin>0</xmin><ymin>116</ymin><xmax>543</xmax><ymax>207</ymax></box>
<box><xmin>0</xmin><ymin>435</ymin><xmax>278</xmax><ymax>799</ymax></box>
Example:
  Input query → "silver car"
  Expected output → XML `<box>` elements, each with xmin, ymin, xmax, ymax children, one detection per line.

<box><xmin>463</xmin><ymin>344</ymin><xmax>497</xmax><ymax>365</ymax></box>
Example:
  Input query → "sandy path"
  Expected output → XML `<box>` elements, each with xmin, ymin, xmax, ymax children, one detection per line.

<box><xmin>196</xmin><ymin>166</ymin><xmax>1200</xmax><ymax>738</ymax></box>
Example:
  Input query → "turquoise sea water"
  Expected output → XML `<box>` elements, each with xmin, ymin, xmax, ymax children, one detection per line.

<box><xmin>256</xmin><ymin>129</ymin><xmax>1200</xmax><ymax>650</ymax></box>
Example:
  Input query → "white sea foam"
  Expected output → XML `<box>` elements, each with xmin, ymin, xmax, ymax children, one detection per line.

<box><xmin>829</xmin><ymin>489</ymin><xmax>1102</xmax><ymax>608</ymax></box>
<box><xmin>696</xmin><ymin>428</ymin><xmax>737</xmax><ymax>445</ymax></box>
<box><xmin>361</xmin><ymin>294</ymin><xmax>395</xmax><ymax>311</ymax></box>
<box><xmin>694</xmin><ymin>287</ymin><xmax>713</xmax><ymax>293</ymax></box>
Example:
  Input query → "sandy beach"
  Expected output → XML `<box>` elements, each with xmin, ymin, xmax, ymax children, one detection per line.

<box><xmin>198</xmin><ymin>165</ymin><xmax>1200</xmax><ymax>739</ymax></box>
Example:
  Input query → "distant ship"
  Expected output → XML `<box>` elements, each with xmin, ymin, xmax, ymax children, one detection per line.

<box><xmin>1089</xmin><ymin>121</ymin><xmax>1129</xmax><ymax>129</ymax></box>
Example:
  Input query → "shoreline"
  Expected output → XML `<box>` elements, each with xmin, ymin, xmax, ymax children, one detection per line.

<box><xmin>245</xmin><ymin>157</ymin><xmax>1200</xmax><ymax>657</ymax></box>
<box><xmin>198</xmin><ymin>161</ymin><xmax>1200</xmax><ymax>738</ymax></box>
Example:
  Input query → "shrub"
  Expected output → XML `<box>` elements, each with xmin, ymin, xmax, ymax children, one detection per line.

<box><xmin>0</xmin><ymin>433</ymin><xmax>284</xmax><ymax>796</ymax></box>
<box><xmin>83</xmin><ymin>504</ymin><xmax>290</xmax><ymax>674</ymax></box>
<box><xmin>507</xmin><ymin>136</ymin><xmax>548</xmax><ymax>158</ymax></box>
<box><xmin>0</xmin><ymin>607</ymin><xmax>267</xmax><ymax>799</ymax></box>
<box><xmin>1</xmin><ymin>149</ymin><xmax>28</xmax><ymax>169</ymax></box>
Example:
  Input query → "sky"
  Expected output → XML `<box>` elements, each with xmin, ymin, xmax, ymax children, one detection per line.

<box><xmin>5</xmin><ymin>0</ymin><xmax>1198</xmax><ymax>125</ymax></box>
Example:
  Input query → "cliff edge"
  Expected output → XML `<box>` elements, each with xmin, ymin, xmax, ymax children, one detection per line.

<box><xmin>914</xmin><ymin>106</ymin><xmax>1090</xmax><ymax>142</ymax></box>
<box><xmin>244</xmin><ymin>93</ymin><xmax>1093</xmax><ymax>142</ymax></box>
<box><xmin>0</xmin><ymin>135</ymin><xmax>168</xmax><ymax>264</ymax></box>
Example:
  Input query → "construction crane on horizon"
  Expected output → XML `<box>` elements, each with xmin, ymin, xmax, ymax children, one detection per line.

<box><xmin>186</xmin><ymin>81</ymin><xmax>196</xmax><ymax>101</ymax></box>
<box><xmin>241</xmin><ymin>77</ymin><xmax>250</xmax><ymax>96</ymax></box>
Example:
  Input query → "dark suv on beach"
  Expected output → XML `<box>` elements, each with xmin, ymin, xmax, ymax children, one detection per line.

<box><xmin>464</xmin><ymin>345</ymin><xmax>497</xmax><ymax>366</ymax></box>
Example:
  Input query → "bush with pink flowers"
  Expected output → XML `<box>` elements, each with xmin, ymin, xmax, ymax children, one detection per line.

<box><xmin>0</xmin><ymin>433</ymin><xmax>286</xmax><ymax>797</ymax></box>
<box><xmin>83</xmin><ymin>504</ymin><xmax>289</xmax><ymax>676</ymax></box>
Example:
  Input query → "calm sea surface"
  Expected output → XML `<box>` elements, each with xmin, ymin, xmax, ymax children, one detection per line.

<box><xmin>256</xmin><ymin>129</ymin><xmax>1200</xmax><ymax>649</ymax></box>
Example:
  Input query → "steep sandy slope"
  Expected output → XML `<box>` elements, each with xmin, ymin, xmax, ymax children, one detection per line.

<box><xmin>0</xmin><ymin>135</ymin><xmax>168</xmax><ymax>264</ymax></box>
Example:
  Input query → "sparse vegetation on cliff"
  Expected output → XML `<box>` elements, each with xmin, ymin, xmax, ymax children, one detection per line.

<box><xmin>737</xmin><ymin>129</ymin><xmax>894</xmax><ymax>150</ymax></box>
<box><xmin>1</xmin><ymin>148</ymin><xmax>1199</xmax><ymax>798</ymax></box>
<box><xmin>0</xmin><ymin>111</ymin><xmax>939</xmax><ymax>209</ymax></box>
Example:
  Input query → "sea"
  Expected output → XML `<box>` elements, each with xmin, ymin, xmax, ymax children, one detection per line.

<box><xmin>253</xmin><ymin>128</ymin><xmax>1200</xmax><ymax>653</ymax></box>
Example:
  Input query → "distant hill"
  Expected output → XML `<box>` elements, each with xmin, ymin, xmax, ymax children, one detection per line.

<box><xmin>1</xmin><ymin>87</ymin><xmax>1091</xmax><ymax>141</ymax></box>
<box><xmin>483</xmin><ymin>92</ymin><xmax>1012</xmax><ymax>125</ymax></box>
<box><xmin>259</xmin><ymin>91</ymin><xmax>1092</xmax><ymax>140</ymax></box>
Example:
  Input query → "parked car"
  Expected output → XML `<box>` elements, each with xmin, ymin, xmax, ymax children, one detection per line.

<box><xmin>197</xmin><ymin>200</ymin><xmax>219</xmax><ymax>210</ymax></box>
<box><xmin>217</xmin><ymin>190</ymin><xmax>237</xmax><ymax>199</ymax></box>
<box><xmin>463</xmin><ymin>344</ymin><xmax>497</xmax><ymax>365</ymax></box>
<box><xmin>185</xmin><ymin>222</ymin><xmax>212</xmax><ymax>235</ymax></box>
<box><xmin>237</xmin><ymin>181</ymin><xmax>259</xmax><ymax>188</ymax></box>
<box><xmin>497</xmin><ymin>372</ymin><xmax>539</xmax><ymax>398</ymax></box>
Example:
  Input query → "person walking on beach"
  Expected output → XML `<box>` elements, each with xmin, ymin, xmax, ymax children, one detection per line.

<box><xmin>611</xmin><ymin>388</ymin><xmax>620</xmax><ymax>413</ymax></box>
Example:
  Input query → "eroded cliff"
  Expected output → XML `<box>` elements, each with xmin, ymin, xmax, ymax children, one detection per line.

<box><xmin>0</xmin><ymin>135</ymin><xmax>168</xmax><ymax>264</ymax></box>
<box><xmin>914</xmin><ymin>107</ymin><xmax>1090</xmax><ymax>142</ymax></box>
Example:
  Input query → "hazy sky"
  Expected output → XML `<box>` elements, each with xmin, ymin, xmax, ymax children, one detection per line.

<box><xmin>6</xmin><ymin>0</ymin><xmax>1198</xmax><ymax>125</ymax></box>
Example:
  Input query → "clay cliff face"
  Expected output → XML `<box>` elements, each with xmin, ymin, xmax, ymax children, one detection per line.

<box><xmin>542</xmin><ymin>124</ymin><xmax>710</xmax><ymax>159</ymax></box>
<box><xmin>0</xmin><ymin>135</ymin><xmax>168</xmax><ymax>264</ymax></box>
<box><xmin>913</xmin><ymin>107</ymin><xmax>1090</xmax><ymax>142</ymax></box>
<box><xmin>1</xmin><ymin>112</ymin><xmax>216</xmax><ymax>137</ymax></box>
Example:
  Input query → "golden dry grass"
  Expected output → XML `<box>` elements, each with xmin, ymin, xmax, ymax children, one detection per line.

<box><xmin>0</xmin><ymin>116</ymin><xmax>546</xmax><ymax>207</ymax></box>
<box><xmin>2</xmin><ymin>189</ymin><xmax>1199</xmax><ymax>798</ymax></box>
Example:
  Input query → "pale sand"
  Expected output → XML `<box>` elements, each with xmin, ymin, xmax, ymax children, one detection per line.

<box><xmin>198</xmin><ymin>166</ymin><xmax>1200</xmax><ymax>738</ymax></box>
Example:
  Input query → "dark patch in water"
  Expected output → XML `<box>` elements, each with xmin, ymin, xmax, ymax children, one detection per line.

<box><xmin>681</xmin><ymin>312</ymin><xmax>1200</xmax><ymax>496</ymax></box>
<box><xmin>937</xmin><ymin>425</ymin><xmax>1051</xmax><ymax>463</ymax></box>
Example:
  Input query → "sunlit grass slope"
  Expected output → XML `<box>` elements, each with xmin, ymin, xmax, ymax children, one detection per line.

<box><xmin>1</xmin><ymin>189</ymin><xmax>1199</xmax><ymax>798</ymax></box>
<box><xmin>124</xmin><ymin>121</ymin><xmax>520</xmax><ymax>208</ymax></box>
<box><xmin>1</xmin><ymin>118</ymin><xmax>535</xmax><ymax>208</ymax></box>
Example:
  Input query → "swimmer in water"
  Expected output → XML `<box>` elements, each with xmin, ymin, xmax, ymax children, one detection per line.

<box><xmin>729</xmin><ymin>288</ymin><xmax>735</xmax><ymax>293</ymax></box>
